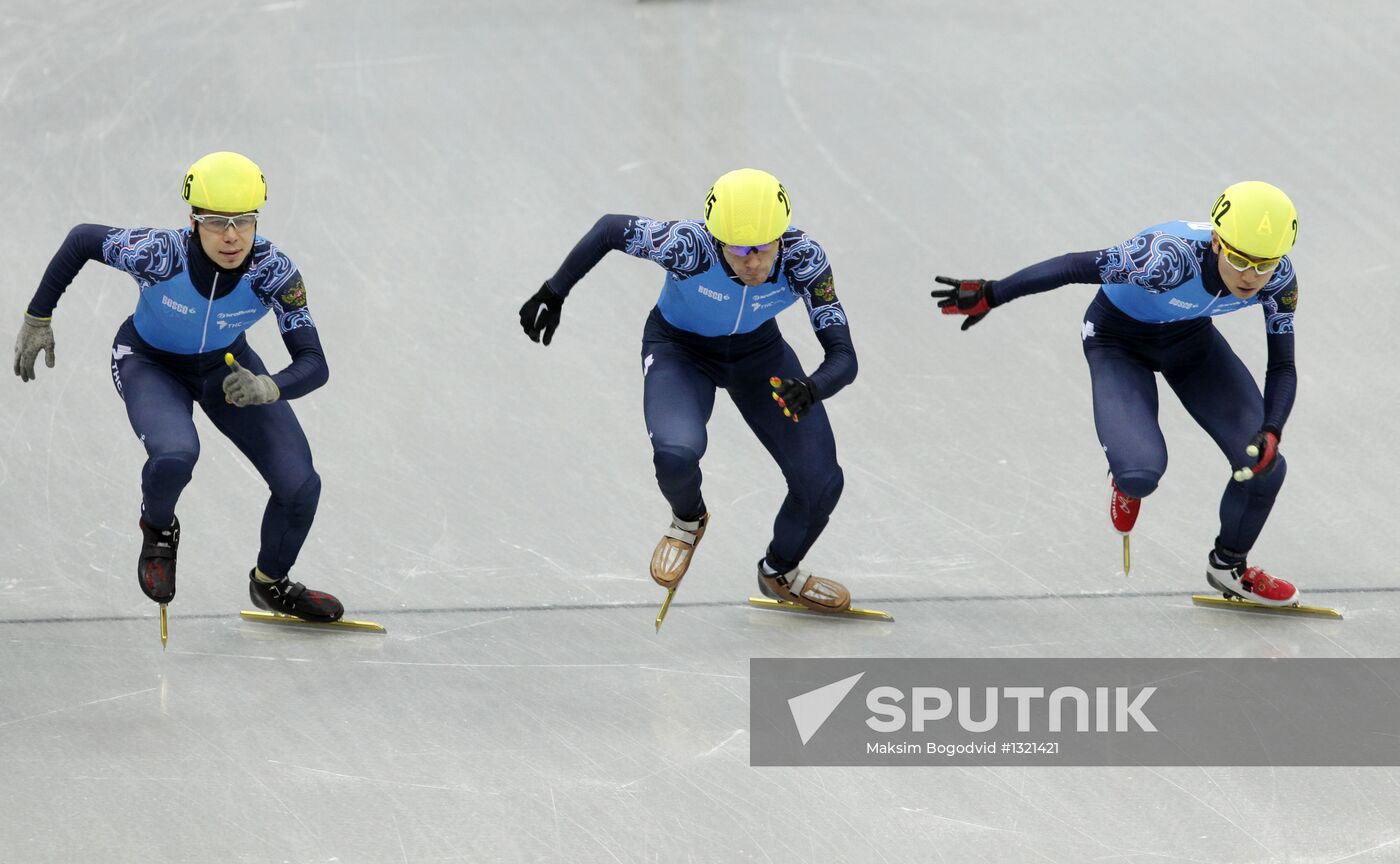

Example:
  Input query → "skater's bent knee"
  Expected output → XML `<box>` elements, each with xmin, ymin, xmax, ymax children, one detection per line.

<box><xmin>272</xmin><ymin>470</ymin><xmax>321</xmax><ymax>507</ymax></box>
<box><xmin>145</xmin><ymin>450</ymin><xmax>198</xmax><ymax>483</ymax></box>
<box><xmin>1114</xmin><ymin>469</ymin><xmax>1160</xmax><ymax>499</ymax></box>
<box><xmin>794</xmin><ymin>465</ymin><xmax>843</xmax><ymax>514</ymax></box>
<box><xmin>1252</xmin><ymin>453</ymin><xmax>1286</xmax><ymax>490</ymax></box>
<box><xmin>653</xmin><ymin>442</ymin><xmax>702</xmax><ymax>477</ymax></box>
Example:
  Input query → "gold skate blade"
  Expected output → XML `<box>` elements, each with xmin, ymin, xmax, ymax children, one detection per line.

<box><xmin>655</xmin><ymin>587</ymin><xmax>677</xmax><ymax>633</ymax></box>
<box><xmin>159</xmin><ymin>604</ymin><xmax>168</xmax><ymax>650</ymax></box>
<box><xmin>1190</xmin><ymin>595</ymin><xmax>1342</xmax><ymax>619</ymax></box>
<box><xmin>747</xmin><ymin>597</ymin><xmax>894</xmax><ymax>621</ymax></box>
<box><xmin>239</xmin><ymin>610</ymin><xmax>387</xmax><ymax>632</ymax></box>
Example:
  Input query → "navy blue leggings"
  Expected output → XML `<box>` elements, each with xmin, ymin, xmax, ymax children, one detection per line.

<box><xmin>110</xmin><ymin>319</ymin><xmax>319</xmax><ymax>578</ymax></box>
<box><xmin>641</xmin><ymin>308</ymin><xmax>843</xmax><ymax>572</ymax></box>
<box><xmin>1082</xmin><ymin>294</ymin><xmax>1285</xmax><ymax>555</ymax></box>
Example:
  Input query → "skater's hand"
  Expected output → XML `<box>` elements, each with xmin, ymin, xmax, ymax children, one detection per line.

<box><xmin>1232</xmin><ymin>429</ymin><xmax>1280</xmax><ymax>482</ymax></box>
<box><xmin>519</xmin><ymin>282</ymin><xmax>564</xmax><ymax>346</ymax></box>
<box><xmin>931</xmin><ymin>276</ymin><xmax>995</xmax><ymax>331</ymax></box>
<box><xmin>769</xmin><ymin>376</ymin><xmax>815</xmax><ymax>422</ymax></box>
<box><xmin>13</xmin><ymin>313</ymin><xmax>55</xmax><ymax>381</ymax></box>
<box><xmin>222</xmin><ymin>354</ymin><xmax>280</xmax><ymax>407</ymax></box>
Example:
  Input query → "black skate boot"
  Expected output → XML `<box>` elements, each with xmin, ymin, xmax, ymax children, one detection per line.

<box><xmin>248</xmin><ymin>568</ymin><xmax>344</xmax><ymax>622</ymax></box>
<box><xmin>137</xmin><ymin>516</ymin><xmax>180</xmax><ymax>603</ymax></box>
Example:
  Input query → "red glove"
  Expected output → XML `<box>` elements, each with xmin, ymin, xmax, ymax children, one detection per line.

<box><xmin>931</xmin><ymin>276</ymin><xmax>995</xmax><ymax>331</ymax></box>
<box><xmin>1232</xmin><ymin>430</ymin><xmax>1280</xmax><ymax>482</ymax></box>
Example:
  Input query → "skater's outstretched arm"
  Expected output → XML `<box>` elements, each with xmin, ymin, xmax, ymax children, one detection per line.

<box><xmin>15</xmin><ymin>224</ymin><xmax>124</xmax><ymax>380</ymax></box>
<box><xmin>543</xmin><ymin>214</ymin><xmax>639</xmax><ymax>297</ymax></box>
<box><xmin>25</xmin><ymin>223</ymin><xmax>113</xmax><ymax>317</ymax></box>
<box><xmin>932</xmin><ymin>251</ymin><xmax>1103</xmax><ymax>329</ymax></box>
<box><xmin>520</xmin><ymin>214</ymin><xmax>640</xmax><ymax>345</ymax></box>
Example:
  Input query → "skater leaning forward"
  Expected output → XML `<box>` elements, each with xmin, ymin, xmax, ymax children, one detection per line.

<box><xmin>520</xmin><ymin>169</ymin><xmax>858</xmax><ymax>612</ymax></box>
<box><xmin>12</xmin><ymin>152</ymin><xmax>343</xmax><ymax>622</ymax></box>
<box><xmin>932</xmin><ymin>181</ymin><xmax>1302</xmax><ymax>607</ymax></box>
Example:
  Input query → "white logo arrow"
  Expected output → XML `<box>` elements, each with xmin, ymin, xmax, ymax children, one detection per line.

<box><xmin>788</xmin><ymin>672</ymin><xmax>864</xmax><ymax>745</ymax></box>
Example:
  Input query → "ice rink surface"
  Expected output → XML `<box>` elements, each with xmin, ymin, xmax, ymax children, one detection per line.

<box><xmin>3</xmin><ymin>2</ymin><xmax>1399</xmax><ymax>862</ymax></box>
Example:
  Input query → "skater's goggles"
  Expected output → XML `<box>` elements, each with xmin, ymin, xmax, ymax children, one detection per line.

<box><xmin>192</xmin><ymin>212</ymin><xmax>259</xmax><ymax>233</ymax></box>
<box><xmin>1217</xmin><ymin>237</ymin><xmax>1281</xmax><ymax>275</ymax></box>
<box><xmin>721</xmin><ymin>240</ymin><xmax>778</xmax><ymax>257</ymax></box>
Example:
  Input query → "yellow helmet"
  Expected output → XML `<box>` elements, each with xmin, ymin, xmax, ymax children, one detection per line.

<box><xmin>1210</xmin><ymin>181</ymin><xmax>1297</xmax><ymax>259</ymax></box>
<box><xmin>182</xmin><ymin>152</ymin><xmax>266</xmax><ymax>212</ymax></box>
<box><xmin>703</xmin><ymin>168</ymin><xmax>791</xmax><ymax>246</ymax></box>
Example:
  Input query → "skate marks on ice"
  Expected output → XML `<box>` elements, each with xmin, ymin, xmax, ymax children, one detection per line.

<box><xmin>5</xmin><ymin>584</ymin><xmax>1390</xmax><ymax>631</ymax></box>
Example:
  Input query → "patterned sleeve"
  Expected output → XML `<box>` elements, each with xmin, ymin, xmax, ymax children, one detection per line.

<box><xmin>1259</xmin><ymin>257</ymin><xmax>1298</xmax><ymax>335</ymax></box>
<box><xmin>1261</xmin><ymin>264</ymin><xmax>1298</xmax><ymax>434</ymax></box>
<box><xmin>781</xmin><ymin>231</ymin><xmax>856</xmax><ymax>399</ymax></box>
<box><xmin>101</xmin><ymin>228</ymin><xmax>183</xmax><ymax>291</ymax></box>
<box><xmin>250</xmin><ymin>243</ymin><xmax>316</xmax><ymax>333</ymax></box>
<box><xmin>620</xmin><ymin>218</ymin><xmax>715</xmax><ymax>280</ymax></box>
<box><xmin>1095</xmin><ymin>231</ymin><xmax>1201</xmax><ymax>294</ymax></box>
<box><xmin>783</xmin><ymin>231</ymin><xmax>848</xmax><ymax>332</ymax></box>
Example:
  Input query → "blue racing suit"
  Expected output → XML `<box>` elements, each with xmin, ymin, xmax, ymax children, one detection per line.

<box><xmin>27</xmin><ymin>224</ymin><xmax>328</xmax><ymax>578</ymax></box>
<box><xmin>988</xmin><ymin>220</ymin><xmax>1298</xmax><ymax>555</ymax></box>
<box><xmin>547</xmin><ymin>215</ymin><xmax>857</xmax><ymax>571</ymax></box>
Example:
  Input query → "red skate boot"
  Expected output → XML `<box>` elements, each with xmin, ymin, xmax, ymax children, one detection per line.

<box><xmin>1109</xmin><ymin>474</ymin><xmax>1140</xmax><ymax>534</ymax></box>
<box><xmin>1108</xmin><ymin>474</ymin><xmax>1140</xmax><ymax>573</ymax></box>
<box><xmin>1206</xmin><ymin>549</ymin><xmax>1299</xmax><ymax>607</ymax></box>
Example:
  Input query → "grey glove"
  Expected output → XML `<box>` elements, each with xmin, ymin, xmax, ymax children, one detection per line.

<box><xmin>14</xmin><ymin>313</ymin><xmax>56</xmax><ymax>382</ymax></box>
<box><xmin>222</xmin><ymin>357</ymin><xmax>281</xmax><ymax>407</ymax></box>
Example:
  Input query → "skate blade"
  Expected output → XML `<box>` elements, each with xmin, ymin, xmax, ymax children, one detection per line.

<box><xmin>159</xmin><ymin>603</ymin><xmax>168</xmax><ymax>650</ymax></box>
<box><xmin>239</xmin><ymin>610</ymin><xmax>387</xmax><ymax>633</ymax></box>
<box><xmin>655</xmin><ymin>587</ymin><xmax>678</xmax><ymax>633</ymax></box>
<box><xmin>1189</xmin><ymin>595</ymin><xmax>1342</xmax><ymax>619</ymax></box>
<box><xmin>747</xmin><ymin>597</ymin><xmax>894</xmax><ymax>622</ymax></box>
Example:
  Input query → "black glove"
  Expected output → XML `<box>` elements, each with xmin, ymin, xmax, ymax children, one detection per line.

<box><xmin>931</xmin><ymin>276</ymin><xmax>995</xmax><ymax>331</ymax></box>
<box><xmin>769</xmin><ymin>376</ymin><xmax>816</xmax><ymax>423</ymax></box>
<box><xmin>1232</xmin><ymin>430</ymin><xmax>1281</xmax><ymax>482</ymax></box>
<box><xmin>519</xmin><ymin>282</ymin><xmax>565</xmax><ymax>345</ymax></box>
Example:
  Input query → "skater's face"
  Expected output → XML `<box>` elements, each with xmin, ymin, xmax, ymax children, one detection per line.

<box><xmin>1211</xmin><ymin>233</ymin><xmax>1277</xmax><ymax>300</ymax></box>
<box><xmin>720</xmin><ymin>238</ymin><xmax>782</xmax><ymax>286</ymax></box>
<box><xmin>191</xmin><ymin>209</ymin><xmax>257</xmax><ymax>269</ymax></box>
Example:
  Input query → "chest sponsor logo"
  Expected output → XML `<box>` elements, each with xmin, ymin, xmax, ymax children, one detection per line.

<box><xmin>1168</xmin><ymin>297</ymin><xmax>1197</xmax><ymax>310</ymax></box>
<box><xmin>161</xmin><ymin>294</ymin><xmax>196</xmax><ymax>315</ymax></box>
<box><xmin>215</xmin><ymin>307</ymin><xmax>260</xmax><ymax>330</ymax></box>
<box><xmin>697</xmin><ymin>286</ymin><xmax>731</xmax><ymax>302</ymax></box>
